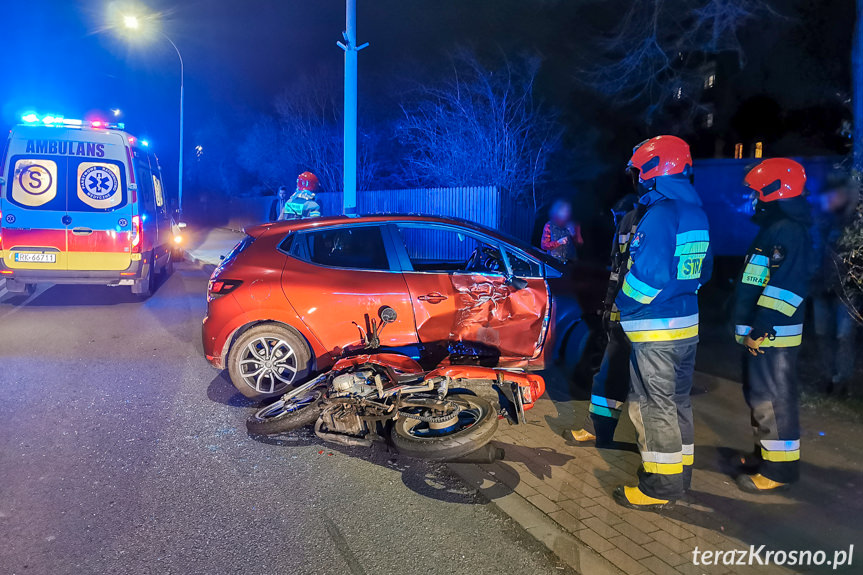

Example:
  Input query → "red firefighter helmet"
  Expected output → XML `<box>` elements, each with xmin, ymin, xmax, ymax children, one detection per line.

<box><xmin>627</xmin><ymin>135</ymin><xmax>692</xmax><ymax>183</ymax></box>
<box><xmin>297</xmin><ymin>171</ymin><xmax>319</xmax><ymax>192</ymax></box>
<box><xmin>743</xmin><ymin>158</ymin><xmax>806</xmax><ymax>202</ymax></box>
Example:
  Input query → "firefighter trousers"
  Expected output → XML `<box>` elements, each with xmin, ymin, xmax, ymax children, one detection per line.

<box><xmin>742</xmin><ymin>346</ymin><xmax>801</xmax><ymax>483</ymax></box>
<box><xmin>585</xmin><ymin>322</ymin><xmax>631</xmax><ymax>445</ymax></box>
<box><xmin>627</xmin><ymin>339</ymin><xmax>697</xmax><ymax>500</ymax></box>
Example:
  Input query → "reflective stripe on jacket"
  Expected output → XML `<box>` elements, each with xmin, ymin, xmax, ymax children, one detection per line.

<box><xmin>615</xmin><ymin>177</ymin><xmax>713</xmax><ymax>343</ymax></box>
<box><xmin>732</xmin><ymin>197</ymin><xmax>815</xmax><ymax>348</ymax></box>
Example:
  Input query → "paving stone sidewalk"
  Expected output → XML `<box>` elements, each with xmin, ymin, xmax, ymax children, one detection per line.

<box><xmin>452</xmin><ymin>370</ymin><xmax>863</xmax><ymax>575</ymax></box>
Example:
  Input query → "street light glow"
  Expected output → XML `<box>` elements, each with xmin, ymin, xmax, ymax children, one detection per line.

<box><xmin>123</xmin><ymin>15</ymin><xmax>140</xmax><ymax>29</ymax></box>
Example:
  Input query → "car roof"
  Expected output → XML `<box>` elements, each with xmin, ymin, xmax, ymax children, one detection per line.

<box><xmin>246</xmin><ymin>214</ymin><xmax>558</xmax><ymax>266</ymax></box>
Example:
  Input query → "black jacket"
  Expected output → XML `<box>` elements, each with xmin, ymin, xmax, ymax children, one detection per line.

<box><xmin>605</xmin><ymin>205</ymin><xmax>646</xmax><ymax>319</ymax></box>
<box><xmin>732</xmin><ymin>197</ymin><xmax>815</xmax><ymax>348</ymax></box>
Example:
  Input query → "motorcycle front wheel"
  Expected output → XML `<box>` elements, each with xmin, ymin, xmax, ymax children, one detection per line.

<box><xmin>391</xmin><ymin>394</ymin><xmax>498</xmax><ymax>461</ymax></box>
<box><xmin>246</xmin><ymin>389</ymin><xmax>324</xmax><ymax>435</ymax></box>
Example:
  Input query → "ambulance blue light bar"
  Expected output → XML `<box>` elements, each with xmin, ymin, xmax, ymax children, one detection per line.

<box><xmin>21</xmin><ymin>113</ymin><xmax>123</xmax><ymax>130</ymax></box>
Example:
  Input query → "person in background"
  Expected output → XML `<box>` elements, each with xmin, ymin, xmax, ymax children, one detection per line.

<box><xmin>268</xmin><ymin>185</ymin><xmax>290</xmax><ymax>222</ymax></box>
<box><xmin>731</xmin><ymin>158</ymin><xmax>815</xmax><ymax>494</ymax></box>
<box><xmin>811</xmin><ymin>172</ymin><xmax>860</xmax><ymax>396</ymax></box>
<box><xmin>613</xmin><ymin>135</ymin><xmax>712</xmax><ymax>511</ymax></box>
<box><xmin>280</xmin><ymin>171</ymin><xmax>322</xmax><ymax>221</ymax></box>
<box><xmin>541</xmin><ymin>199</ymin><xmax>583</xmax><ymax>264</ymax></box>
<box><xmin>569</xmin><ymin>193</ymin><xmax>643</xmax><ymax>447</ymax></box>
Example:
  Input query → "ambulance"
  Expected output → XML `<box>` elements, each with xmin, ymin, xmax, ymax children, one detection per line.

<box><xmin>0</xmin><ymin>115</ymin><xmax>180</xmax><ymax>297</ymax></box>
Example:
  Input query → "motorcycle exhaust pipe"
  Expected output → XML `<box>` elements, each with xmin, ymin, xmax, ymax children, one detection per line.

<box><xmin>445</xmin><ymin>443</ymin><xmax>505</xmax><ymax>464</ymax></box>
<box><xmin>314</xmin><ymin>419</ymin><xmax>374</xmax><ymax>448</ymax></box>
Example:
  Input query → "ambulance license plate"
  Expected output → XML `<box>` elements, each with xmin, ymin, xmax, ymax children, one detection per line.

<box><xmin>14</xmin><ymin>253</ymin><xmax>56</xmax><ymax>263</ymax></box>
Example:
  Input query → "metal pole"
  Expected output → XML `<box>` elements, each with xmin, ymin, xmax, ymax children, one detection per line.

<box><xmin>162</xmin><ymin>33</ymin><xmax>185</xmax><ymax>219</ymax></box>
<box><xmin>343</xmin><ymin>0</ymin><xmax>357</xmax><ymax>215</ymax></box>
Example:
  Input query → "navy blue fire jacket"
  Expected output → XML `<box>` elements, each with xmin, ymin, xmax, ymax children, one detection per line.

<box><xmin>615</xmin><ymin>176</ymin><xmax>713</xmax><ymax>343</ymax></box>
<box><xmin>732</xmin><ymin>197</ymin><xmax>815</xmax><ymax>348</ymax></box>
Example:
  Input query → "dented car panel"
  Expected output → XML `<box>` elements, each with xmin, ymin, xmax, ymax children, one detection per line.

<box><xmin>203</xmin><ymin>215</ymin><xmax>596</xmax><ymax>386</ymax></box>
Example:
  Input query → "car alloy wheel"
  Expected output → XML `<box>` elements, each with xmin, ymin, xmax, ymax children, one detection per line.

<box><xmin>237</xmin><ymin>336</ymin><xmax>299</xmax><ymax>394</ymax></box>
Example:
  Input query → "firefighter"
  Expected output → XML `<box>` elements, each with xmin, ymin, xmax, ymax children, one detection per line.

<box><xmin>569</xmin><ymin>194</ymin><xmax>643</xmax><ymax>447</ymax></box>
<box><xmin>732</xmin><ymin>158</ymin><xmax>814</xmax><ymax>493</ymax></box>
<box><xmin>280</xmin><ymin>171</ymin><xmax>322</xmax><ymax>220</ymax></box>
<box><xmin>612</xmin><ymin>135</ymin><xmax>712</xmax><ymax>510</ymax></box>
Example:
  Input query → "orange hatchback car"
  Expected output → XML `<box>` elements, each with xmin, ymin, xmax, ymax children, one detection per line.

<box><xmin>202</xmin><ymin>215</ymin><xmax>597</xmax><ymax>400</ymax></box>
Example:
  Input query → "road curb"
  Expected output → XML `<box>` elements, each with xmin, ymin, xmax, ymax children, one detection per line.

<box><xmin>446</xmin><ymin>462</ymin><xmax>624</xmax><ymax>575</ymax></box>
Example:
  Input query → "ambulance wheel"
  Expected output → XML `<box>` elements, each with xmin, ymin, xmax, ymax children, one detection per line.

<box><xmin>5</xmin><ymin>279</ymin><xmax>35</xmax><ymax>296</ymax></box>
<box><xmin>162</xmin><ymin>251</ymin><xmax>174</xmax><ymax>277</ymax></box>
<box><xmin>132</xmin><ymin>268</ymin><xmax>155</xmax><ymax>299</ymax></box>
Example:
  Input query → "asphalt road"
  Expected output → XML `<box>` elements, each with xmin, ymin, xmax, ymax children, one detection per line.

<box><xmin>0</xmin><ymin>262</ymin><xmax>574</xmax><ymax>575</ymax></box>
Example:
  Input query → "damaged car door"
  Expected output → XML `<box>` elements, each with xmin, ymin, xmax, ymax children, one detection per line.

<box><xmin>390</xmin><ymin>222</ymin><xmax>549</xmax><ymax>366</ymax></box>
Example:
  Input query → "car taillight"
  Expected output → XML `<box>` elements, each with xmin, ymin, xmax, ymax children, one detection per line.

<box><xmin>208</xmin><ymin>279</ymin><xmax>243</xmax><ymax>300</ymax></box>
<box><xmin>131</xmin><ymin>215</ymin><xmax>142</xmax><ymax>252</ymax></box>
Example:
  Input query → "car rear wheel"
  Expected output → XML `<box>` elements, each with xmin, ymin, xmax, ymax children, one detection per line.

<box><xmin>227</xmin><ymin>324</ymin><xmax>312</xmax><ymax>400</ymax></box>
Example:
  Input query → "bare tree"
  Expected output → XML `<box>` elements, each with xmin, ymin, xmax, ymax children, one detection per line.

<box><xmin>582</xmin><ymin>0</ymin><xmax>777</xmax><ymax>125</ymax></box>
<box><xmin>238</xmin><ymin>73</ymin><xmax>380</xmax><ymax>199</ymax></box>
<box><xmin>397</xmin><ymin>51</ymin><xmax>563</xmax><ymax>212</ymax></box>
<box><xmin>835</xmin><ymin>0</ymin><xmax>863</xmax><ymax>324</ymax></box>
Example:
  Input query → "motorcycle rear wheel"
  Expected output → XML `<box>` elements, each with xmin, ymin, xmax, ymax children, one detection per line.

<box><xmin>246</xmin><ymin>390</ymin><xmax>323</xmax><ymax>435</ymax></box>
<box><xmin>391</xmin><ymin>394</ymin><xmax>498</xmax><ymax>461</ymax></box>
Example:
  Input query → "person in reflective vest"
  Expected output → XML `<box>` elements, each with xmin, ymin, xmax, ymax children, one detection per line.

<box><xmin>280</xmin><ymin>171</ymin><xmax>322</xmax><ymax>220</ymax></box>
<box><xmin>732</xmin><ymin>158</ymin><xmax>815</xmax><ymax>493</ymax></box>
<box><xmin>612</xmin><ymin>135</ymin><xmax>713</xmax><ymax>511</ymax></box>
<box><xmin>570</xmin><ymin>194</ymin><xmax>642</xmax><ymax>447</ymax></box>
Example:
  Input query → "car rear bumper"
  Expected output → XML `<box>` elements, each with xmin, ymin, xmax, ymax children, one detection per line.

<box><xmin>0</xmin><ymin>259</ymin><xmax>146</xmax><ymax>285</ymax></box>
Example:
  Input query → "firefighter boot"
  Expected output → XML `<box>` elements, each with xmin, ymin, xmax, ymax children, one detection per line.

<box><xmin>613</xmin><ymin>485</ymin><xmax>672</xmax><ymax>511</ymax></box>
<box><xmin>736</xmin><ymin>473</ymin><xmax>790</xmax><ymax>494</ymax></box>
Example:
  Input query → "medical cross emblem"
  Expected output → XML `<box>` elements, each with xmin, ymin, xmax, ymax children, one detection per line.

<box><xmin>80</xmin><ymin>166</ymin><xmax>119</xmax><ymax>201</ymax></box>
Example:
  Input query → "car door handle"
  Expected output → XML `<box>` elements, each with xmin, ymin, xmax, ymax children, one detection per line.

<box><xmin>418</xmin><ymin>292</ymin><xmax>448</xmax><ymax>304</ymax></box>
<box><xmin>71</xmin><ymin>227</ymin><xmax>94</xmax><ymax>236</ymax></box>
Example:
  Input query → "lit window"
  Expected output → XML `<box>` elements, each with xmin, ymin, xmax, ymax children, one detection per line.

<box><xmin>754</xmin><ymin>142</ymin><xmax>763</xmax><ymax>159</ymax></box>
<box><xmin>704</xmin><ymin>74</ymin><xmax>716</xmax><ymax>89</ymax></box>
<box><xmin>734</xmin><ymin>143</ymin><xmax>743</xmax><ymax>159</ymax></box>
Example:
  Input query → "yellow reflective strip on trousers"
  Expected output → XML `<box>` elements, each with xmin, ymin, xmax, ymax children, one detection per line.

<box><xmin>735</xmin><ymin>334</ymin><xmax>802</xmax><ymax>348</ymax></box>
<box><xmin>642</xmin><ymin>461</ymin><xmax>684</xmax><ymax>474</ymax></box>
<box><xmin>757</xmin><ymin>295</ymin><xmax>797</xmax><ymax>317</ymax></box>
<box><xmin>682</xmin><ymin>454</ymin><xmax>694</xmax><ymax>466</ymax></box>
<box><xmin>626</xmin><ymin>324</ymin><xmax>699</xmax><ymax>343</ymax></box>
<box><xmin>761</xmin><ymin>448</ymin><xmax>800</xmax><ymax>462</ymax></box>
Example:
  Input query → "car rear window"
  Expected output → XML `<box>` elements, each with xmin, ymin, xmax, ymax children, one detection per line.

<box><xmin>6</xmin><ymin>154</ymin><xmax>128</xmax><ymax>212</ymax></box>
<box><xmin>290</xmin><ymin>226</ymin><xmax>390</xmax><ymax>271</ymax></box>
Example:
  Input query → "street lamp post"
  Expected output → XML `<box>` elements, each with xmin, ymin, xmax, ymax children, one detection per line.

<box><xmin>122</xmin><ymin>16</ymin><xmax>185</xmax><ymax>219</ymax></box>
<box><xmin>337</xmin><ymin>0</ymin><xmax>368</xmax><ymax>215</ymax></box>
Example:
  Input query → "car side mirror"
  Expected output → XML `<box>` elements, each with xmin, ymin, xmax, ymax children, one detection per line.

<box><xmin>506</xmin><ymin>276</ymin><xmax>529</xmax><ymax>290</ymax></box>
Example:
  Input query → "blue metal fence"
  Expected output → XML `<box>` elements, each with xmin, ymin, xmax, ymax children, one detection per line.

<box><xmin>316</xmin><ymin>187</ymin><xmax>533</xmax><ymax>243</ymax></box>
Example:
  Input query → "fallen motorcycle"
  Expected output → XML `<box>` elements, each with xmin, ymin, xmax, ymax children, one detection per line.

<box><xmin>246</xmin><ymin>306</ymin><xmax>545</xmax><ymax>461</ymax></box>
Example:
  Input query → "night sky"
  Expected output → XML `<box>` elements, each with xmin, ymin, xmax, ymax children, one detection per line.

<box><xmin>0</xmin><ymin>0</ymin><xmax>855</xmax><ymax>197</ymax></box>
